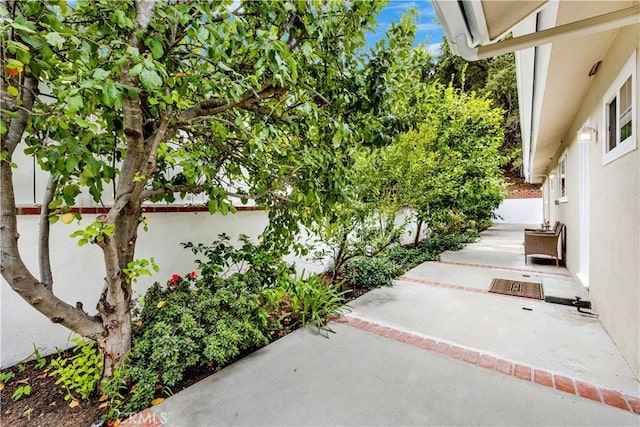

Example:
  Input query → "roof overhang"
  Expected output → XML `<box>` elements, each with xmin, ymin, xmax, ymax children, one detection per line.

<box><xmin>432</xmin><ymin>0</ymin><xmax>548</xmax><ymax>60</ymax></box>
<box><xmin>433</xmin><ymin>1</ymin><xmax>639</xmax><ymax>61</ymax></box>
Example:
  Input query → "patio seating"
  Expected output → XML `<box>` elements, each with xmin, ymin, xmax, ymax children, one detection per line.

<box><xmin>524</xmin><ymin>222</ymin><xmax>565</xmax><ymax>266</ymax></box>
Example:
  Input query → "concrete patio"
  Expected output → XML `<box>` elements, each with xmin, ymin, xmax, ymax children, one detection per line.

<box><xmin>130</xmin><ymin>223</ymin><xmax>640</xmax><ymax>426</ymax></box>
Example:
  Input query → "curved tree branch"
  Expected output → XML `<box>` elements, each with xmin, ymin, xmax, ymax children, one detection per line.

<box><xmin>181</xmin><ymin>85</ymin><xmax>286</xmax><ymax>122</ymax></box>
<box><xmin>1</xmin><ymin>158</ymin><xmax>103</xmax><ymax>339</ymax></box>
<box><xmin>128</xmin><ymin>110</ymin><xmax>174</xmax><ymax>207</ymax></box>
<box><xmin>115</xmin><ymin>0</ymin><xmax>157</xmax><ymax>204</ymax></box>
<box><xmin>0</xmin><ymin>57</ymin><xmax>103</xmax><ymax>338</ymax></box>
<box><xmin>301</xmin><ymin>82</ymin><xmax>331</xmax><ymax>106</ymax></box>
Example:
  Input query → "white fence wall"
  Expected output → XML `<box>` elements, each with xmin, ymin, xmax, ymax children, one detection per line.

<box><xmin>1</xmin><ymin>207</ymin><xmax>428</xmax><ymax>367</ymax></box>
<box><xmin>3</xmin><ymin>146</ymin><xmax>436</xmax><ymax>366</ymax></box>
<box><xmin>2</xmin><ymin>143</ymin><xmax>426</xmax><ymax>367</ymax></box>
<box><xmin>3</xmin><ymin>173</ymin><xmax>537</xmax><ymax>367</ymax></box>
<box><xmin>0</xmin><ymin>210</ymin><xmax>330</xmax><ymax>367</ymax></box>
<box><xmin>493</xmin><ymin>198</ymin><xmax>543</xmax><ymax>225</ymax></box>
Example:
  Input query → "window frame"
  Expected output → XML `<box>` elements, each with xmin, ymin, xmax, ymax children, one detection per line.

<box><xmin>557</xmin><ymin>152</ymin><xmax>568</xmax><ymax>203</ymax></box>
<box><xmin>602</xmin><ymin>50</ymin><xmax>636</xmax><ymax>165</ymax></box>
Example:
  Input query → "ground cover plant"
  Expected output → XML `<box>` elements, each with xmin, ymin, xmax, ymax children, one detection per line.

<box><xmin>1</xmin><ymin>234</ymin><xmax>351</xmax><ymax>424</ymax></box>
<box><xmin>0</xmin><ymin>345</ymin><xmax>108</xmax><ymax>426</ymax></box>
<box><xmin>341</xmin><ymin>256</ymin><xmax>401</xmax><ymax>290</ymax></box>
<box><xmin>381</xmin><ymin>244</ymin><xmax>440</xmax><ymax>271</ymax></box>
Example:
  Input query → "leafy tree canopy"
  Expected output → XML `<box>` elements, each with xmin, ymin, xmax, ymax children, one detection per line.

<box><xmin>434</xmin><ymin>37</ymin><xmax>521</xmax><ymax>171</ymax></box>
<box><xmin>313</xmin><ymin>14</ymin><xmax>507</xmax><ymax>267</ymax></box>
<box><xmin>1</xmin><ymin>0</ymin><xmax>389</xmax><ymax>379</ymax></box>
<box><xmin>360</xmin><ymin>82</ymin><xmax>507</xmax><ymax>238</ymax></box>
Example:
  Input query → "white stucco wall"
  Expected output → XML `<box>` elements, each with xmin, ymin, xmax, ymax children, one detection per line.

<box><xmin>542</xmin><ymin>26</ymin><xmax>640</xmax><ymax>377</ymax></box>
<box><xmin>0</xmin><ymin>210</ymin><xmax>330</xmax><ymax>367</ymax></box>
<box><xmin>587</xmin><ymin>28</ymin><xmax>640</xmax><ymax>379</ymax></box>
<box><xmin>493</xmin><ymin>198</ymin><xmax>543</xmax><ymax>225</ymax></box>
<box><xmin>1</xmin><ymin>206</ymin><xmax>428</xmax><ymax>367</ymax></box>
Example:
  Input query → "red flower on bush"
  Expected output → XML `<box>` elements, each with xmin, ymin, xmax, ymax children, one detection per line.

<box><xmin>171</xmin><ymin>274</ymin><xmax>180</xmax><ymax>282</ymax></box>
<box><xmin>189</xmin><ymin>271</ymin><xmax>197</xmax><ymax>279</ymax></box>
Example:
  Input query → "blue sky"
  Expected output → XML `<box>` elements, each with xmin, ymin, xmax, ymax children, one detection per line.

<box><xmin>366</xmin><ymin>0</ymin><xmax>445</xmax><ymax>56</ymax></box>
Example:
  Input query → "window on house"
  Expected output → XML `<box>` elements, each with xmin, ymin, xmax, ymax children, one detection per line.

<box><xmin>558</xmin><ymin>154</ymin><xmax>567</xmax><ymax>203</ymax></box>
<box><xmin>603</xmin><ymin>52</ymin><xmax>636</xmax><ymax>165</ymax></box>
<box><xmin>620</xmin><ymin>76</ymin><xmax>632</xmax><ymax>140</ymax></box>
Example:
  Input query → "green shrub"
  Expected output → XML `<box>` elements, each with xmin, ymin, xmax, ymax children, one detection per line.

<box><xmin>105</xmin><ymin>236</ymin><xmax>296</xmax><ymax>415</ymax></box>
<box><xmin>181</xmin><ymin>233</ymin><xmax>293</xmax><ymax>287</ymax></box>
<box><xmin>49</xmin><ymin>337</ymin><xmax>103</xmax><ymax>401</ymax></box>
<box><xmin>105</xmin><ymin>272</ymin><xmax>269</xmax><ymax>414</ymax></box>
<box><xmin>381</xmin><ymin>245</ymin><xmax>438</xmax><ymax>270</ymax></box>
<box><xmin>420</xmin><ymin>230</ymin><xmax>478</xmax><ymax>253</ymax></box>
<box><xmin>341</xmin><ymin>256</ymin><xmax>400</xmax><ymax>289</ymax></box>
<box><xmin>476</xmin><ymin>219</ymin><xmax>493</xmax><ymax>232</ymax></box>
<box><xmin>280</xmin><ymin>274</ymin><xmax>348</xmax><ymax>331</ymax></box>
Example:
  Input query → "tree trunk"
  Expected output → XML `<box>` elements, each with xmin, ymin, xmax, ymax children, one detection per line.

<box><xmin>331</xmin><ymin>231</ymin><xmax>349</xmax><ymax>284</ymax></box>
<box><xmin>97</xmin><ymin>268</ymin><xmax>131</xmax><ymax>377</ymax></box>
<box><xmin>91</xmin><ymin>1</ymin><xmax>159</xmax><ymax>377</ymax></box>
<box><xmin>94</xmin><ymin>202</ymin><xmax>143</xmax><ymax>378</ymax></box>
<box><xmin>414</xmin><ymin>219</ymin><xmax>423</xmax><ymax>247</ymax></box>
<box><xmin>1</xmin><ymin>75</ymin><xmax>104</xmax><ymax>342</ymax></box>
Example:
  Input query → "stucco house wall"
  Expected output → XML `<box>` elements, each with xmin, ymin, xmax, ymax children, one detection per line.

<box><xmin>541</xmin><ymin>25</ymin><xmax>639</xmax><ymax>377</ymax></box>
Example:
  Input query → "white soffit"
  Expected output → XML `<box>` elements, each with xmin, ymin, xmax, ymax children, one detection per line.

<box><xmin>432</xmin><ymin>0</ymin><xmax>550</xmax><ymax>58</ymax></box>
<box><xmin>433</xmin><ymin>0</ymin><xmax>638</xmax><ymax>61</ymax></box>
<box><xmin>514</xmin><ymin>1</ymin><xmax>559</xmax><ymax>183</ymax></box>
<box><xmin>481</xmin><ymin>0</ymin><xmax>548</xmax><ymax>42</ymax></box>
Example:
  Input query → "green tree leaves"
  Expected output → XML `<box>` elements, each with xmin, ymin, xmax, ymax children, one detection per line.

<box><xmin>435</xmin><ymin>38</ymin><xmax>521</xmax><ymax>171</ymax></box>
<box><xmin>45</xmin><ymin>32</ymin><xmax>64</xmax><ymax>49</ymax></box>
<box><xmin>1</xmin><ymin>1</ymin><xmax>392</xmax><ymax>374</ymax></box>
<box><xmin>66</xmin><ymin>94</ymin><xmax>84</xmax><ymax>113</ymax></box>
<box><xmin>363</xmin><ymin>82</ymin><xmax>507</xmax><ymax>234</ymax></box>
<box><xmin>139</xmin><ymin>68</ymin><xmax>163</xmax><ymax>91</ymax></box>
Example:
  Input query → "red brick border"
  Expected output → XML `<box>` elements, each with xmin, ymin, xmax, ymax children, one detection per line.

<box><xmin>514</xmin><ymin>364</ymin><xmax>532</xmax><ymax>381</ymax></box>
<box><xmin>576</xmin><ymin>381</ymin><xmax>602</xmax><ymax>402</ymax></box>
<box><xmin>554</xmin><ymin>374</ymin><xmax>576</xmax><ymax>395</ymax></box>
<box><xmin>397</xmin><ymin>276</ymin><xmax>491</xmax><ymax>295</ymax></box>
<box><xmin>479</xmin><ymin>354</ymin><xmax>497</xmax><ymax>370</ymax></box>
<box><xmin>436</xmin><ymin>260</ymin><xmax>572</xmax><ymax>277</ymax></box>
<box><xmin>534</xmin><ymin>369</ymin><xmax>553</xmax><ymax>387</ymax></box>
<box><xmin>601</xmin><ymin>389</ymin><xmax>631</xmax><ymax>411</ymax></box>
<box><xmin>624</xmin><ymin>394</ymin><xmax>640</xmax><ymax>414</ymax></box>
<box><xmin>15</xmin><ymin>205</ymin><xmax>264</xmax><ymax>215</ymax></box>
<box><xmin>396</xmin><ymin>276</ymin><xmax>547</xmax><ymax>303</ymax></box>
<box><xmin>338</xmin><ymin>315</ymin><xmax>639</xmax><ymax>414</ymax></box>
